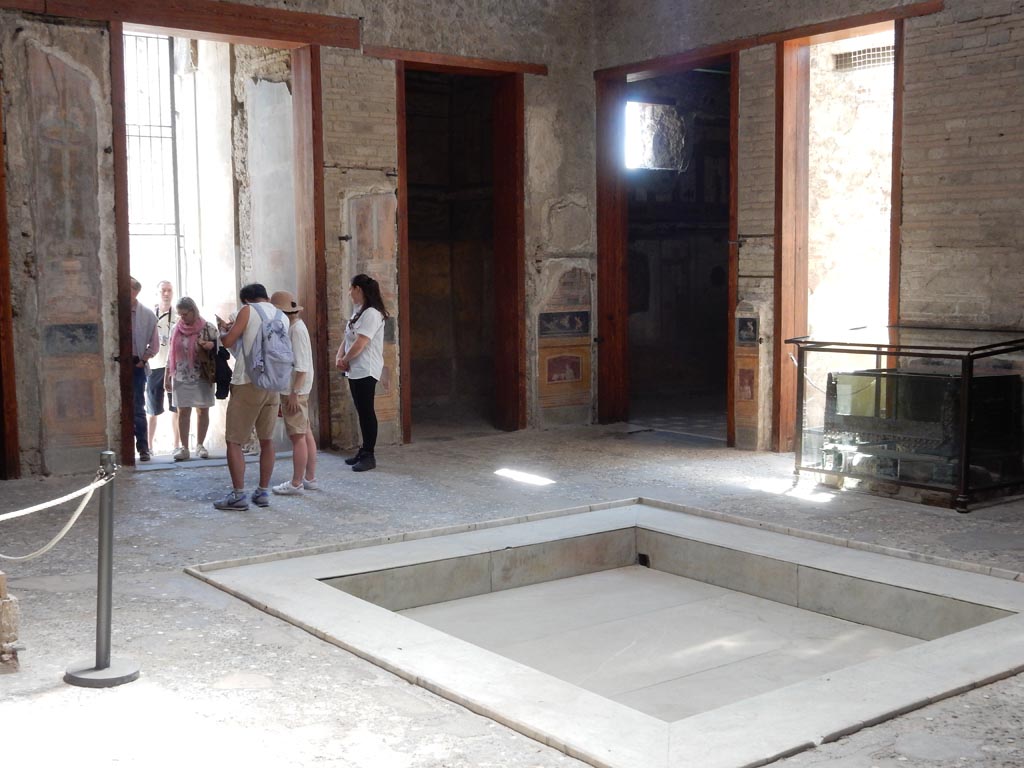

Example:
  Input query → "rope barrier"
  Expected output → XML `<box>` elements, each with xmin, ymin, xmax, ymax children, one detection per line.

<box><xmin>0</xmin><ymin>466</ymin><xmax>117</xmax><ymax>563</ymax></box>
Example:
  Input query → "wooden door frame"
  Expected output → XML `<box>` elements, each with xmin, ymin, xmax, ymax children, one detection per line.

<box><xmin>0</xmin><ymin>87</ymin><xmax>19</xmax><ymax>478</ymax></box>
<box><xmin>772</xmin><ymin>18</ymin><xmax>909</xmax><ymax>452</ymax></box>
<box><xmin>594</xmin><ymin>0</ymin><xmax>940</xmax><ymax>449</ymax></box>
<box><xmin>0</xmin><ymin>0</ymin><xmax>352</xmax><ymax>467</ymax></box>
<box><xmin>594</xmin><ymin>54</ymin><xmax>739</xmax><ymax>439</ymax></box>
<box><xmin>594</xmin><ymin>75</ymin><xmax>630</xmax><ymax>425</ymax></box>
<box><xmin>772</xmin><ymin>39</ymin><xmax>810</xmax><ymax>453</ymax></box>
<box><xmin>291</xmin><ymin>44</ymin><xmax>330</xmax><ymax>447</ymax></box>
<box><xmin>384</xmin><ymin>50</ymin><xmax>545</xmax><ymax>442</ymax></box>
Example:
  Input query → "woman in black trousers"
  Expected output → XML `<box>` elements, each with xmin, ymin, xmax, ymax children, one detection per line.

<box><xmin>336</xmin><ymin>274</ymin><xmax>389</xmax><ymax>471</ymax></box>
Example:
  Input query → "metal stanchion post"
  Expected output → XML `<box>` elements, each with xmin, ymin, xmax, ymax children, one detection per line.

<box><xmin>65</xmin><ymin>451</ymin><xmax>140</xmax><ymax>688</ymax></box>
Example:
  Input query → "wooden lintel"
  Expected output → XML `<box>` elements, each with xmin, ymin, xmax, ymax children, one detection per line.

<box><xmin>594</xmin><ymin>0</ymin><xmax>942</xmax><ymax>81</ymax></box>
<box><xmin>9</xmin><ymin>0</ymin><xmax>360</xmax><ymax>49</ymax></box>
<box><xmin>1</xmin><ymin>0</ymin><xmax>44</xmax><ymax>12</ymax></box>
<box><xmin>364</xmin><ymin>45</ymin><xmax>547</xmax><ymax>77</ymax></box>
<box><xmin>757</xmin><ymin>0</ymin><xmax>943</xmax><ymax>45</ymax></box>
<box><xmin>611</xmin><ymin>42</ymin><xmax>755</xmax><ymax>83</ymax></box>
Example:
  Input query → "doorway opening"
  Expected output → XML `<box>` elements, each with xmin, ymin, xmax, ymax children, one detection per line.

<box><xmin>623</xmin><ymin>65</ymin><xmax>732</xmax><ymax>441</ymax></box>
<box><xmin>123</xmin><ymin>27</ymin><xmax>308</xmax><ymax>464</ymax></box>
<box><xmin>775</xmin><ymin>22</ymin><xmax>897</xmax><ymax>450</ymax></box>
<box><xmin>404</xmin><ymin>71</ymin><xmax>498</xmax><ymax>439</ymax></box>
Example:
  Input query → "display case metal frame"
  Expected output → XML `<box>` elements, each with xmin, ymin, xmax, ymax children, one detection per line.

<box><xmin>786</xmin><ymin>326</ymin><xmax>1024</xmax><ymax>512</ymax></box>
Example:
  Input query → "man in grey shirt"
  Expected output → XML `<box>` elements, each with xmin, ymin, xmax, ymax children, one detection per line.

<box><xmin>131</xmin><ymin>277</ymin><xmax>159</xmax><ymax>461</ymax></box>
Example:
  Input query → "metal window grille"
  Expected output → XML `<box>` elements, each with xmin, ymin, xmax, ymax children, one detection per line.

<box><xmin>123</xmin><ymin>33</ymin><xmax>181</xmax><ymax>285</ymax></box>
<box><xmin>833</xmin><ymin>45</ymin><xmax>895</xmax><ymax>72</ymax></box>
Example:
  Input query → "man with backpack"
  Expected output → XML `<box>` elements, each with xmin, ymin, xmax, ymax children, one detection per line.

<box><xmin>213</xmin><ymin>283</ymin><xmax>294</xmax><ymax>511</ymax></box>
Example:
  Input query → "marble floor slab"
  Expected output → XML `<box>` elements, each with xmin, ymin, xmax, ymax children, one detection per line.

<box><xmin>191</xmin><ymin>501</ymin><xmax>1024</xmax><ymax>768</ymax></box>
<box><xmin>402</xmin><ymin>565</ymin><xmax>921</xmax><ymax>721</ymax></box>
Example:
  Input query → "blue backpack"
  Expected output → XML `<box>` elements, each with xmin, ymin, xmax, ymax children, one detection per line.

<box><xmin>245</xmin><ymin>302</ymin><xmax>294</xmax><ymax>392</ymax></box>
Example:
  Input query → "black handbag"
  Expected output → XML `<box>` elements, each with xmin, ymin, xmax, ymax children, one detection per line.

<box><xmin>215</xmin><ymin>346</ymin><xmax>232</xmax><ymax>399</ymax></box>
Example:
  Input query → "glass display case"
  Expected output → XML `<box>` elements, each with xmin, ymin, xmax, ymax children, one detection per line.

<box><xmin>786</xmin><ymin>326</ymin><xmax>1024</xmax><ymax>512</ymax></box>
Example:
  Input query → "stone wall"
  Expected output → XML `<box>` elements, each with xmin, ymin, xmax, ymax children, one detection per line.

<box><xmin>6</xmin><ymin>0</ymin><xmax>1020</xmax><ymax>467</ymax></box>
<box><xmin>735</xmin><ymin>45</ymin><xmax>776</xmax><ymax>450</ymax></box>
<box><xmin>319</xmin><ymin>50</ymin><xmax>400</xmax><ymax>448</ymax></box>
<box><xmin>593</xmin><ymin>0</ymin><xmax>935</xmax><ymax>69</ymax></box>
<box><xmin>900</xmin><ymin>2</ymin><xmax>1024</xmax><ymax>327</ymax></box>
<box><xmin>233</xmin><ymin>45</ymin><xmax>295</xmax><ymax>291</ymax></box>
<box><xmin>595</xmin><ymin>0</ymin><xmax>1024</xmax><ymax>444</ymax></box>
<box><xmin>0</xmin><ymin>570</ymin><xmax>18</xmax><ymax>672</ymax></box>
<box><xmin>1</xmin><ymin>15</ymin><xmax>118</xmax><ymax>475</ymax></box>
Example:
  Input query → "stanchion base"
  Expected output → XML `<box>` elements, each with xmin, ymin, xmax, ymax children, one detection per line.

<box><xmin>64</xmin><ymin>658</ymin><xmax>140</xmax><ymax>688</ymax></box>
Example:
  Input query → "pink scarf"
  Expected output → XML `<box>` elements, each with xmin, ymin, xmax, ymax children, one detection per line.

<box><xmin>168</xmin><ymin>313</ymin><xmax>208</xmax><ymax>375</ymax></box>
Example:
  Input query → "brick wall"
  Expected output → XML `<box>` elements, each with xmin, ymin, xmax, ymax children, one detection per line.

<box><xmin>900</xmin><ymin>3</ymin><xmax>1024</xmax><ymax>327</ymax></box>
<box><xmin>319</xmin><ymin>50</ymin><xmax>400</xmax><ymax>448</ymax></box>
<box><xmin>736</xmin><ymin>45</ymin><xmax>777</xmax><ymax>450</ymax></box>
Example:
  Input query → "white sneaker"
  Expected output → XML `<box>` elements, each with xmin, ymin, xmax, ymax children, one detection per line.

<box><xmin>196</xmin><ymin>444</ymin><xmax>209</xmax><ymax>459</ymax></box>
<box><xmin>173</xmin><ymin>446</ymin><xmax>190</xmax><ymax>461</ymax></box>
<box><xmin>272</xmin><ymin>481</ymin><xmax>304</xmax><ymax>496</ymax></box>
<box><xmin>302</xmin><ymin>478</ymin><xmax>320</xmax><ymax>491</ymax></box>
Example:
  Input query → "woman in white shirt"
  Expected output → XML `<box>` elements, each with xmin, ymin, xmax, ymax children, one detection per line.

<box><xmin>335</xmin><ymin>274</ymin><xmax>388</xmax><ymax>472</ymax></box>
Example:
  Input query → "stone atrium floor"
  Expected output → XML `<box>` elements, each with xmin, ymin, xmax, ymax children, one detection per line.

<box><xmin>2</xmin><ymin>423</ymin><xmax>1023</xmax><ymax>767</ymax></box>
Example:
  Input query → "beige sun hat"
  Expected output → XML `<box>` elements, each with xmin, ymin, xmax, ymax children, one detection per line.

<box><xmin>270</xmin><ymin>290</ymin><xmax>304</xmax><ymax>314</ymax></box>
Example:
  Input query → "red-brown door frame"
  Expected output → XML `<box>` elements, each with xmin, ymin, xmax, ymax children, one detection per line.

<box><xmin>594</xmin><ymin>55</ymin><xmax>739</xmax><ymax>441</ymax></box>
<box><xmin>594</xmin><ymin>75</ymin><xmax>630</xmax><ymax>425</ymax></box>
<box><xmin>772</xmin><ymin>19</ymin><xmax>908</xmax><ymax>452</ymax></box>
<box><xmin>387</xmin><ymin>52</ymin><xmax>543</xmax><ymax>442</ymax></box>
<box><xmin>0</xmin><ymin>85</ymin><xmax>19</xmax><ymax>478</ymax></box>
<box><xmin>107</xmin><ymin>21</ymin><xmax>335</xmax><ymax>464</ymax></box>
<box><xmin>772</xmin><ymin>39</ymin><xmax>810</xmax><ymax>453</ymax></box>
<box><xmin>291</xmin><ymin>44</ymin><xmax>330</xmax><ymax>448</ymax></box>
<box><xmin>595</xmin><ymin>1</ymin><xmax>937</xmax><ymax>449</ymax></box>
<box><xmin>0</xmin><ymin>1</ymin><xmax>351</xmax><ymax>467</ymax></box>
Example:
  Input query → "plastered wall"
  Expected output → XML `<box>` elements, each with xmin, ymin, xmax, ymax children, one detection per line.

<box><xmin>597</xmin><ymin>0</ymin><xmax>1024</xmax><ymax>447</ymax></box>
<box><xmin>1</xmin><ymin>15</ymin><xmax>119</xmax><ymax>475</ymax></box>
<box><xmin>3</xmin><ymin>0</ymin><xmax>1024</xmax><ymax>471</ymax></box>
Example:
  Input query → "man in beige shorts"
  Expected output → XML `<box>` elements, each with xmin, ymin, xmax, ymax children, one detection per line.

<box><xmin>270</xmin><ymin>290</ymin><xmax>318</xmax><ymax>494</ymax></box>
<box><xmin>214</xmin><ymin>283</ymin><xmax>281</xmax><ymax>511</ymax></box>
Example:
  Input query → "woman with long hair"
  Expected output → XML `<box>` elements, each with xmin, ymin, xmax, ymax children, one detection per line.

<box><xmin>165</xmin><ymin>296</ymin><xmax>218</xmax><ymax>461</ymax></box>
<box><xmin>335</xmin><ymin>274</ymin><xmax>389</xmax><ymax>472</ymax></box>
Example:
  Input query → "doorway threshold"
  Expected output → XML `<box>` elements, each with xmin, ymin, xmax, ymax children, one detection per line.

<box><xmin>134</xmin><ymin>451</ymin><xmax>293</xmax><ymax>472</ymax></box>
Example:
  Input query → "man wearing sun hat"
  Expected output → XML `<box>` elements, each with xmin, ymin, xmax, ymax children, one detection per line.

<box><xmin>269</xmin><ymin>290</ymin><xmax>319</xmax><ymax>494</ymax></box>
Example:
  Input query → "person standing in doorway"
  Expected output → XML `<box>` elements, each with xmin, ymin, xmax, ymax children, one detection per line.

<box><xmin>270</xmin><ymin>290</ymin><xmax>318</xmax><ymax>494</ymax></box>
<box><xmin>146</xmin><ymin>280</ymin><xmax>181</xmax><ymax>455</ymax></box>
<box><xmin>165</xmin><ymin>297</ymin><xmax>217</xmax><ymax>461</ymax></box>
<box><xmin>214</xmin><ymin>283</ymin><xmax>281</xmax><ymax>510</ymax></box>
<box><xmin>130</xmin><ymin>277</ymin><xmax>159</xmax><ymax>462</ymax></box>
<box><xmin>335</xmin><ymin>274</ymin><xmax>388</xmax><ymax>472</ymax></box>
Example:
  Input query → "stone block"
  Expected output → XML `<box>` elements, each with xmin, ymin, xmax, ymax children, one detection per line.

<box><xmin>0</xmin><ymin>593</ymin><xmax>18</xmax><ymax>644</ymax></box>
<box><xmin>0</xmin><ymin>583</ymin><xmax>20</xmax><ymax>674</ymax></box>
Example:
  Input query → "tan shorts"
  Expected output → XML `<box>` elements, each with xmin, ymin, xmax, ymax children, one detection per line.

<box><xmin>225</xmin><ymin>383</ymin><xmax>280</xmax><ymax>445</ymax></box>
<box><xmin>282</xmin><ymin>393</ymin><xmax>310</xmax><ymax>436</ymax></box>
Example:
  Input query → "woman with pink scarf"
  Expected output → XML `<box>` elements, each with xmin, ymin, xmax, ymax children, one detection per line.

<box><xmin>164</xmin><ymin>297</ymin><xmax>218</xmax><ymax>461</ymax></box>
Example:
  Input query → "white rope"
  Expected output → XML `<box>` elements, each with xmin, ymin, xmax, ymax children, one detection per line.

<box><xmin>0</xmin><ymin>469</ymin><xmax>115</xmax><ymax>562</ymax></box>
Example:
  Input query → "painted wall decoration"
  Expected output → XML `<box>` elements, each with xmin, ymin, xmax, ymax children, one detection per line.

<box><xmin>539</xmin><ymin>311</ymin><xmax>590</xmax><ymax>338</ymax></box>
<box><xmin>28</xmin><ymin>41</ymin><xmax>109</xmax><ymax>465</ymax></box>
<box><xmin>539</xmin><ymin>345</ymin><xmax>591</xmax><ymax>407</ymax></box>
<box><xmin>539</xmin><ymin>267</ymin><xmax>592</xmax><ymax>409</ymax></box>
<box><xmin>736</xmin><ymin>316</ymin><xmax>759</xmax><ymax>347</ymax></box>
<box><xmin>548</xmin><ymin>267</ymin><xmax>590</xmax><ymax>308</ymax></box>
<box><xmin>547</xmin><ymin>354</ymin><xmax>582</xmax><ymax>383</ymax></box>
<box><xmin>737</xmin><ymin>368</ymin><xmax>755</xmax><ymax>401</ymax></box>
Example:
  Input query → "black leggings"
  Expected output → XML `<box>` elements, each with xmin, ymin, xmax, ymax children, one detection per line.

<box><xmin>348</xmin><ymin>376</ymin><xmax>378</xmax><ymax>453</ymax></box>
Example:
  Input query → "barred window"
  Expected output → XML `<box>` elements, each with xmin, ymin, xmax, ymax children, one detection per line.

<box><xmin>833</xmin><ymin>45</ymin><xmax>895</xmax><ymax>72</ymax></box>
